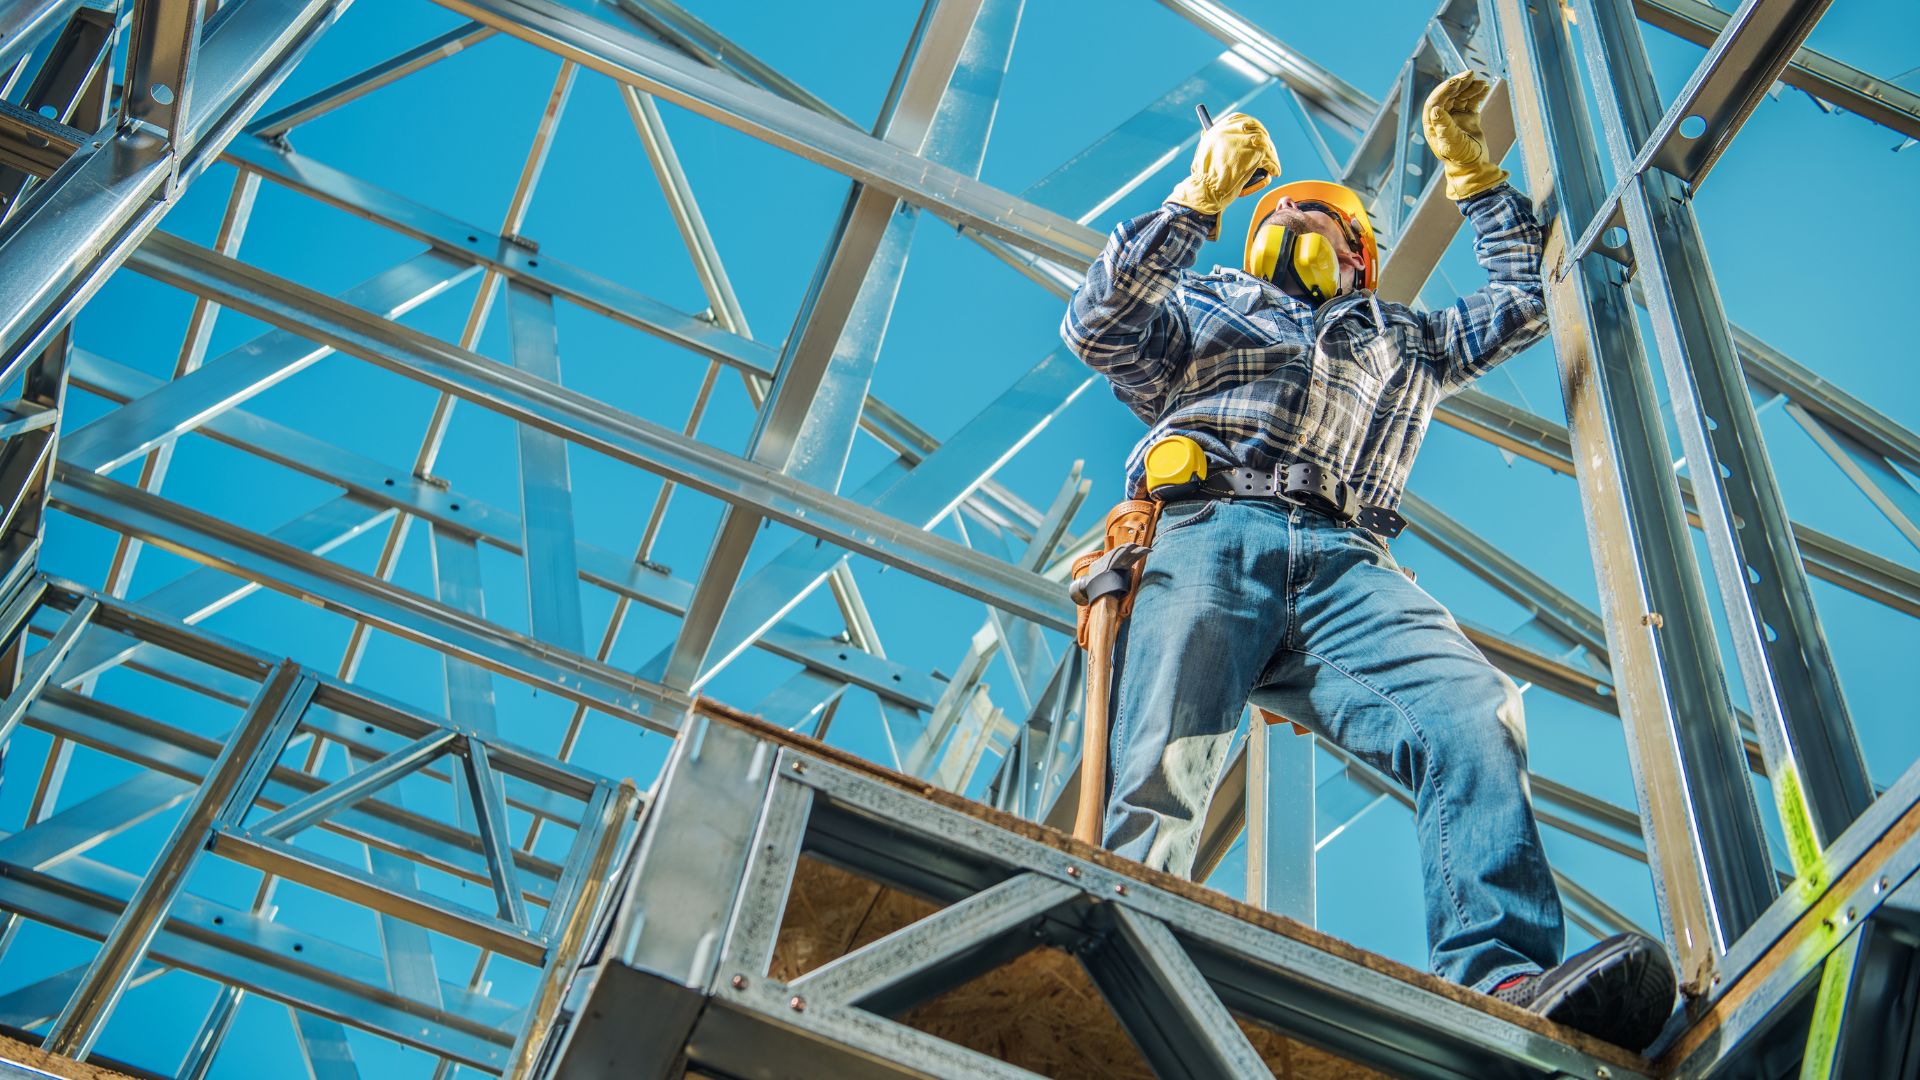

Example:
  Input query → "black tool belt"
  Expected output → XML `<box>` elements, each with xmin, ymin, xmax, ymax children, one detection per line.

<box><xmin>1192</xmin><ymin>463</ymin><xmax>1407</xmax><ymax>538</ymax></box>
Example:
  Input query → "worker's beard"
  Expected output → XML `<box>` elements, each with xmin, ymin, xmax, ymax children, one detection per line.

<box><xmin>1263</xmin><ymin>208</ymin><xmax>1355</xmax><ymax>296</ymax></box>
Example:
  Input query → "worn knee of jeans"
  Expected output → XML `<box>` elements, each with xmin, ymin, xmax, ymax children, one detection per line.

<box><xmin>1442</xmin><ymin>668</ymin><xmax>1530</xmax><ymax>776</ymax></box>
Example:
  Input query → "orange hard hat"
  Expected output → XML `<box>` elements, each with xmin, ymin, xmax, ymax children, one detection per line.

<box><xmin>1244</xmin><ymin>180</ymin><xmax>1379</xmax><ymax>292</ymax></box>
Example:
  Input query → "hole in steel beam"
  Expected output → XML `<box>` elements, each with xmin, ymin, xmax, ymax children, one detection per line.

<box><xmin>1679</xmin><ymin>115</ymin><xmax>1706</xmax><ymax>139</ymax></box>
<box><xmin>1602</xmin><ymin>226</ymin><xmax>1629</xmax><ymax>249</ymax></box>
<box><xmin>150</xmin><ymin>83</ymin><xmax>174</xmax><ymax>106</ymax></box>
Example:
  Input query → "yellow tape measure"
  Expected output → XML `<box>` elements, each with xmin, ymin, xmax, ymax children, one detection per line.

<box><xmin>1143</xmin><ymin>435</ymin><xmax>1208</xmax><ymax>494</ymax></box>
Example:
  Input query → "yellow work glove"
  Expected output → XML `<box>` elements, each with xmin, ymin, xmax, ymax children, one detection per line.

<box><xmin>1422</xmin><ymin>71</ymin><xmax>1508</xmax><ymax>201</ymax></box>
<box><xmin>1167</xmin><ymin>112</ymin><xmax>1281</xmax><ymax>239</ymax></box>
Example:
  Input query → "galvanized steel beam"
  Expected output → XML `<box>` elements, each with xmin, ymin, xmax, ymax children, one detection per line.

<box><xmin>1497</xmin><ymin>0</ymin><xmax>1776</xmax><ymax>986</ymax></box>
<box><xmin>433</xmin><ymin>0</ymin><xmax>1101</xmax><ymax>268</ymax></box>
<box><xmin>0</xmin><ymin>0</ymin><xmax>352</xmax><ymax>377</ymax></box>
<box><xmin>119</xmin><ymin>232</ymin><xmax>1075</xmax><ymax>631</ymax></box>
<box><xmin>1577</xmin><ymin>0</ymin><xmax>1872</xmax><ymax>855</ymax></box>
<box><xmin>1635</xmin><ymin>0</ymin><xmax>1920</xmax><ymax>142</ymax></box>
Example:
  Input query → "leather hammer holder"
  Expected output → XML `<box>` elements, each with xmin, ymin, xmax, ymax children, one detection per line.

<box><xmin>1070</xmin><ymin>499</ymin><xmax>1160</xmax><ymax>649</ymax></box>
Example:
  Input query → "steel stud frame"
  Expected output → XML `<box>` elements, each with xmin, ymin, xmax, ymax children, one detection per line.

<box><xmin>0</xmin><ymin>0</ymin><xmax>1913</xmax><ymax>1073</ymax></box>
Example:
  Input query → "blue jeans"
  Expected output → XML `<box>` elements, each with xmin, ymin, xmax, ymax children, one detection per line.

<box><xmin>1103</xmin><ymin>498</ymin><xmax>1564</xmax><ymax>992</ymax></box>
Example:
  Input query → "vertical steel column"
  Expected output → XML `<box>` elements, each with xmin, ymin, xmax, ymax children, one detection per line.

<box><xmin>1493</xmin><ymin>0</ymin><xmax>1775</xmax><ymax>986</ymax></box>
<box><xmin>121</xmin><ymin>0</ymin><xmax>208</xmax><ymax>152</ymax></box>
<box><xmin>44</xmin><ymin>661</ymin><xmax>311</xmax><ymax>1058</ymax></box>
<box><xmin>1244</xmin><ymin>722</ymin><xmax>1314</xmax><ymax>923</ymax></box>
<box><xmin>1576</xmin><ymin>0</ymin><xmax>1871</xmax><ymax>859</ymax></box>
<box><xmin>0</xmin><ymin>329</ymin><xmax>68</xmax><ymax>578</ymax></box>
<box><xmin>504</xmin><ymin>780</ymin><xmax>640</xmax><ymax>1077</ymax></box>
<box><xmin>504</xmin><ymin>281</ymin><xmax>586</xmax><ymax>654</ymax></box>
<box><xmin>0</xmin><ymin>6</ymin><xmax>114</xmax><ymax>216</ymax></box>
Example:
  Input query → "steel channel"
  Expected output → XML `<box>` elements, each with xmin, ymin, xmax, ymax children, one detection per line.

<box><xmin>0</xmin><ymin>0</ymin><xmax>352</xmax><ymax>374</ymax></box>
<box><xmin>64</xmin><ymin>248</ymin><xmax>473</xmax><ymax>472</ymax></box>
<box><xmin>1634</xmin><ymin>0</ymin><xmax>1920</xmax><ymax>142</ymax></box>
<box><xmin>248</xmin><ymin>21</ymin><xmax>497</xmax><ymax>138</ymax></box>
<box><xmin>661</xmin><ymin>0</ymin><xmax>985</xmax><ymax>690</ymax></box>
<box><xmin>120</xmin><ymin>233</ymin><xmax>1076</xmax><ymax>631</ymax></box>
<box><xmin>99</xmin><ymin>169</ymin><xmax>262</xmax><ymax>604</ymax></box>
<box><xmin>606</xmin><ymin>708</ymin><xmax>777</xmax><ymax>987</ymax></box>
<box><xmin>65</xmin><ymin>348</ymin><xmax>941</xmax><ymax>711</ymax></box>
<box><xmin>251</xmin><ymin>729</ymin><xmax>457</xmax><ymax>839</ymax></box>
<box><xmin>464</xmin><ymin>741</ymin><xmax>531</xmax><ymax>929</ymax></box>
<box><xmin>0</xmin><ymin>850</ymin><xmax>516</xmax><ymax>1068</ymax></box>
<box><xmin>432</xmin><ymin>0</ymin><xmax>1100</xmax><ymax>267</ymax></box>
<box><xmin>0</xmin><ymin>0</ymin><xmax>87</xmax><ymax>75</ymax></box>
<box><xmin>1244</xmin><ymin>721</ymin><xmax>1314</xmax><ymax>923</ymax></box>
<box><xmin>1496</xmin><ymin>0</ymin><xmax>1776</xmax><ymax>985</ymax></box>
<box><xmin>503</xmin><ymin>781</ymin><xmax>640</xmax><ymax>1076</ymax></box>
<box><xmin>1102</xmin><ymin>904</ymin><xmax>1273</xmax><ymax>1079</ymax></box>
<box><xmin>43</xmin><ymin>661</ymin><xmax>306</xmax><ymax>1058</ymax></box>
<box><xmin>1578</xmin><ymin>0</ymin><xmax>1872</xmax><ymax>852</ymax></box>
<box><xmin>51</xmin><ymin>465</ymin><xmax>686</xmax><ymax>720</ymax></box>
<box><xmin>25</xmin><ymin>687</ymin><xmax>571</xmax><ymax>899</ymax></box>
<box><xmin>1152</xmin><ymin>0</ymin><xmax>1373</xmax><ymax>135</ymax></box>
<box><xmin>119</xmin><ymin>0</ymin><xmax>206</xmax><ymax>148</ymax></box>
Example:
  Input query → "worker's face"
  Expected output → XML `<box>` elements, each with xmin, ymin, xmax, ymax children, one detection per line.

<box><xmin>1265</xmin><ymin>198</ymin><xmax>1368</xmax><ymax>294</ymax></box>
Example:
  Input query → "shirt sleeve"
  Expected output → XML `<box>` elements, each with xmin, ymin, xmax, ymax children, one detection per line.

<box><xmin>1060</xmin><ymin>202</ymin><xmax>1210</xmax><ymax>423</ymax></box>
<box><xmin>1417</xmin><ymin>183</ymin><xmax>1550</xmax><ymax>397</ymax></box>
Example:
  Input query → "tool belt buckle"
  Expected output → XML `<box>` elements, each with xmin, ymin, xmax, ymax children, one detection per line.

<box><xmin>1280</xmin><ymin>462</ymin><xmax>1358</xmax><ymax>523</ymax></box>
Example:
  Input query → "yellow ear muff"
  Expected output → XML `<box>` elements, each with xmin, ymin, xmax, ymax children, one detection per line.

<box><xmin>1291</xmin><ymin>232</ymin><xmax>1339</xmax><ymax>302</ymax></box>
<box><xmin>1247</xmin><ymin>223</ymin><xmax>1286</xmax><ymax>281</ymax></box>
<box><xmin>1245</xmin><ymin>223</ymin><xmax>1341</xmax><ymax>303</ymax></box>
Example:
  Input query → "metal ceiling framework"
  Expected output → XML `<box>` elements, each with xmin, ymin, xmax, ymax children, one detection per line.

<box><xmin>0</xmin><ymin>0</ymin><xmax>1913</xmax><ymax>1074</ymax></box>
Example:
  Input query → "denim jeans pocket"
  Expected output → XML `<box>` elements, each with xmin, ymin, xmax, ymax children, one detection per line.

<box><xmin>1154</xmin><ymin>499</ymin><xmax>1218</xmax><ymax>538</ymax></box>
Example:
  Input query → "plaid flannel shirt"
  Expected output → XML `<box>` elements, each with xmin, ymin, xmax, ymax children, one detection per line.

<box><xmin>1061</xmin><ymin>182</ymin><xmax>1548</xmax><ymax>509</ymax></box>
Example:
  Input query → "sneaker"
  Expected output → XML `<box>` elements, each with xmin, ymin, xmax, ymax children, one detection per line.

<box><xmin>1488</xmin><ymin>933</ymin><xmax>1677</xmax><ymax>1052</ymax></box>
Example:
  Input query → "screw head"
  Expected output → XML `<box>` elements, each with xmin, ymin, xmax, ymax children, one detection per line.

<box><xmin>1114</xmin><ymin>884</ymin><xmax>1129</xmax><ymax>896</ymax></box>
<box><xmin>1065</xmin><ymin>866</ymin><xmax>1081</xmax><ymax>878</ymax></box>
<box><xmin>789</xmin><ymin>995</ymin><xmax>806</xmax><ymax>1012</ymax></box>
<box><xmin>1597</xmin><ymin>1068</ymin><xmax>1612</xmax><ymax>1079</ymax></box>
<box><xmin>730</xmin><ymin>975</ymin><xmax>747</xmax><ymax>990</ymax></box>
<box><xmin>792</xmin><ymin>760</ymin><xmax>807</xmax><ymax>774</ymax></box>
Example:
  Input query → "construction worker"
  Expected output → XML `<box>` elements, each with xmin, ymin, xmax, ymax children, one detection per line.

<box><xmin>1060</xmin><ymin>72</ymin><xmax>1676</xmax><ymax>1051</ymax></box>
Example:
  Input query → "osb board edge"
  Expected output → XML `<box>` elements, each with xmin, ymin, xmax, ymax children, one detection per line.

<box><xmin>0</xmin><ymin>1034</ymin><xmax>134</xmax><ymax>1080</ymax></box>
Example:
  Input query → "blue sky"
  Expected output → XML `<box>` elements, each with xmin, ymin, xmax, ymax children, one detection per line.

<box><xmin>13</xmin><ymin>0</ymin><xmax>1920</xmax><ymax>1073</ymax></box>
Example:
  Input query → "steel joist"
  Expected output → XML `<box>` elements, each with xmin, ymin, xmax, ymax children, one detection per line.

<box><xmin>1</xmin><ymin>0</ymin><xmax>1917</xmax><ymax>1074</ymax></box>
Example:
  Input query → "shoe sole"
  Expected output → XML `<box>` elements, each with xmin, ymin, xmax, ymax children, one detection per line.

<box><xmin>1528</xmin><ymin>937</ymin><xmax>1675</xmax><ymax>1052</ymax></box>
